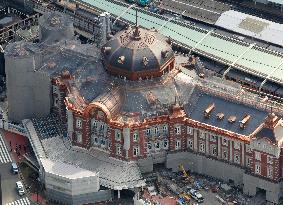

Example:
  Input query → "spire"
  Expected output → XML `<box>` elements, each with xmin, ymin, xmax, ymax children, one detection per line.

<box><xmin>133</xmin><ymin>9</ymin><xmax>141</xmax><ymax>40</ymax></box>
<box><xmin>135</xmin><ymin>9</ymin><xmax>138</xmax><ymax>27</ymax></box>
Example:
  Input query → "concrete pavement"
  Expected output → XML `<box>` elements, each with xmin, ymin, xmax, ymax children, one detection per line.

<box><xmin>0</xmin><ymin>130</ymin><xmax>29</xmax><ymax>205</ymax></box>
<box><xmin>0</xmin><ymin>163</ymin><xmax>22</xmax><ymax>205</ymax></box>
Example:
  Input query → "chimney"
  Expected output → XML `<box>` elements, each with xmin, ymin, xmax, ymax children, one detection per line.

<box><xmin>239</xmin><ymin>114</ymin><xmax>251</xmax><ymax>129</ymax></box>
<box><xmin>204</xmin><ymin>103</ymin><xmax>215</xmax><ymax>118</ymax></box>
<box><xmin>228</xmin><ymin>115</ymin><xmax>236</xmax><ymax>123</ymax></box>
<box><xmin>265</xmin><ymin>113</ymin><xmax>278</xmax><ymax>128</ymax></box>
<box><xmin>217</xmin><ymin>112</ymin><xmax>224</xmax><ymax>120</ymax></box>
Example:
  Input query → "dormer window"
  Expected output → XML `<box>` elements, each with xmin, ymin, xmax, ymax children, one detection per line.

<box><xmin>142</xmin><ymin>57</ymin><xmax>149</xmax><ymax>66</ymax></box>
<box><xmin>118</xmin><ymin>56</ymin><xmax>125</xmax><ymax>64</ymax></box>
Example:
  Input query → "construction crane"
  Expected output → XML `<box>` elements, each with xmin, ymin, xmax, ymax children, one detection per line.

<box><xmin>178</xmin><ymin>164</ymin><xmax>194</xmax><ymax>183</ymax></box>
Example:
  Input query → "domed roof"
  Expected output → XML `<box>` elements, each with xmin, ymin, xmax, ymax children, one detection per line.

<box><xmin>102</xmin><ymin>26</ymin><xmax>174</xmax><ymax>80</ymax></box>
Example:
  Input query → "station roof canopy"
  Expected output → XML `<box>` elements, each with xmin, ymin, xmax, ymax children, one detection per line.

<box><xmin>268</xmin><ymin>0</ymin><xmax>283</xmax><ymax>5</ymax></box>
<box><xmin>77</xmin><ymin>0</ymin><xmax>283</xmax><ymax>85</ymax></box>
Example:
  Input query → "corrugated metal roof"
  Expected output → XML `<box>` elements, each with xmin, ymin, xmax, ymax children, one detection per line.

<box><xmin>77</xmin><ymin>0</ymin><xmax>283</xmax><ymax>84</ymax></box>
<box><xmin>41</xmin><ymin>158</ymin><xmax>97</xmax><ymax>179</ymax></box>
<box><xmin>268</xmin><ymin>0</ymin><xmax>283</xmax><ymax>5</ymax></box>
<box><xmin>215</xmin><ymin>10</ymin><xmax>283</xmax><ymax>47</ymax></box>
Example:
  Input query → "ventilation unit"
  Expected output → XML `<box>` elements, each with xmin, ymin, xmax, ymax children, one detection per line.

<box><xmin>228</xmin><ymin>115</ymin><xmax>236</xmax><ymax>123</ymax></box>
<box><xmin>204</xmin><ymin>103</ymin><xmax>215</xmax><ymax>118</ymax></box>
<box><xmin>217</xmin><ymin>112</ymin><xmax>224</xmax><ymax>120</ymax></box>
<box><xmin>239</xmin><ymin>114</ymin><xmax>251</xmax><ymax>129</ymax></box>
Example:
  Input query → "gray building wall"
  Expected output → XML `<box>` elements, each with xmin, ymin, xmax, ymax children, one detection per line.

<box><xmin>5</xmin><ymin>48</ymin><xmax>51</xmax><ymax>122</ymax></box>
<box><xmin>138</xmin><ymin>152</ymin><xmax>167</xmax><ymax>173</ymax></box>
<box><xmin>243</xmin><ymin>173</ymin><xmax>281</xmax><ymax>204</ymax></box>
<box><xmin>166</xmin><ymin>151</ymin><xmax>245</xmax><ymax>186</ymax></box>
<box><xmin>46</xmin><ymin>188</ymin><xmax>112</xmax><ymax>205</ymax></box>
<box><xmin>138</xmin><ymin>157</ymin><xmax>153</xmax><ymax>173</ymax></box>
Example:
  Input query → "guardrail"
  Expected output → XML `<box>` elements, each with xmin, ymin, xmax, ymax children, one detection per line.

<box><xmin>0</xmin><ymin>119</ymin><xmax>27</xmax><ymax>136</ymax></box>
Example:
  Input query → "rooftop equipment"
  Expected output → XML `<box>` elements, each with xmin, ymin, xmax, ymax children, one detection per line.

<box><xmin>204</xmin><ymin>103</ymin><xmax>215</xmax><ymax>118</ymax></box>
<box><xmin>239</xmin><ymin>114</ymin><xmax>251</xmax><ymax>129</ymax></box>
<box><xmin>228</xmin><ymin>115</ymin><xmax>237</xmax><ymax>123</ymax></box>
<box><xmin>216</xmin><ymin>112</ymin><xmax>224</xmax><ymax>120</ymax></box>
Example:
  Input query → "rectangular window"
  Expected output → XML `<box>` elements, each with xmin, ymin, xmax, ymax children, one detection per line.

<box><xmin>210</xmin><ymin>135</ymin><xmax>217</xmax><ymax>142</ymax></box>
<box><xmin>76</xmin><ymin>119</ymin><xmax>82</xmax><ymax>129</ymax></box>
<box><xmin>175</xmin><ymin>125</ymin><xmax>181</xmax><ymax>135</ymax></box>
<box><xmin>146</xmin><ymin>128</ymin><xmax>151</xmax><ymax>135</ymax></box>
<box><xmin>267</xmin><ymin>166</ymin><xmax>273</xmax><ymax>178</ymax></box>
<box><xmin>200</xmin><ymin>131</ymin><xmax>205</xmax><ymax>139</ymax></box>
<box><xmin>187</xmin><ymin>126</ymin><xmax>193</xmax><ymax>135</ymax></box>
<box><xmin>222</xmin><ymin>138</ymin><xmax>228</xmax><ymax>146</ymax></box>
<box><xmin>175</xmin><ymin>140</ymin><xmax>181</xmax><ymax>150</ymax></box>
<box><xmin>116</xmin><ymin>145</ymin><xmax>122</xmax><ymax>156</ymax></box>
<box><xmin>187</xmin><ymin>138</ymin><xmax>193</xmax><ymax>149</ymax></box>
<box><xmin>199</xmin><ymin>141</ymin><xmax>205</xmax><ymax>153</ymax></box>
<box><xmin>133</xmin><ymin>146</ymin><xmax>140</xmax><ymax>157</ymax></box>
<box><xmin>76</xmin><ymin>132</ymin><xmax>82</xmax><ymax>143</ymax></box>
<box><xmin>234</xmin><ymin>153</ymin><xmax>240</xmax><ymax>164</ymax></box>
<box><xmin>163</xmin><ymin>139</ymin><xmax>169</xmax><ymax>149</ymax></box>
<box><xmin>154</xmin><ymin>126</ymin><xmax>159</xmax><ymax>135</ymax></box>
<box><xmin>93</xmin><ymin>135</ymin><xmax>99</xmax><ymax>145</ymax></box>
<box><xmin>267</xmin><ymin>155</ymin><xmax>273</xmax><ymax>164</ymax></box>
<box><xmin>234</xmin><ymin>141</ymin><xmax>240</xmax><ymax>150</ymax></box>
<box><xmin>211</xmin><ymin>146</ymin><xmax>217</xmax><ymax>156</ymax></box>
<box><xmin>133</xmin><ymin>132</ymin><xmax>139</xmax><ymax>142</ymax></box>
<box><xmin>222</xmin><ymin>149</ymin><xmax>228</xmax><ymax>160</ymax></box>
<box><xmin>255</xmin><ymin>151</ymin><xmax>261</xmax><ymax>161</ymax></box>
<box><xmin>147</xmin><ymin>142</ymin><xmax>152</xmax><ymax>152</ymax></box>
<box><xmin>91</xmin><ymin>120</ymin><xmax>97</xmax><ymax>130</ymax></box>
<box><xmin>100</xmin><ymin>123</ymin><xmax>104</xmax><ymax>130</ymax></box>
<box><xmin>154</xmin><ymin>141</ymin><xmax>160</xmax><ymax>150</ymax></box>
<box><xmin>255</xmin><ymin>164</ymin><xmax>261</xmax><ymax>174</ymax></box>
<box><xmin>246</xmin><ymin>144</ymin><xmax>251</xmax><ymax>153</ymax></box>
<box><xmin>163</xmin><ymin>125</ymin><xmax>168</xmax><ymax>134</ymax></box>
<box><xmin>115</xmin><ymin>130</ymin><xmax>121</xmax><ymax>141</ymax></box>
<box><xmin>246</xmin><ymin>157</ymin><xmax>252</xmax><ymax>167</ymax></box>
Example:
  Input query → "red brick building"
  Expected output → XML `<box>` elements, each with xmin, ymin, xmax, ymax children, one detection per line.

<box><xmin>49</xmin><ymin>25</ymin><xmax>283</xmax><ymax>204</ymax></box>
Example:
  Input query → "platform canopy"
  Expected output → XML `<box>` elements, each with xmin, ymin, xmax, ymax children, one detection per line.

<box><xmin>77</xmin><ymin>0</ymin><xmax>283</xmax><ymax>85</ymax></box>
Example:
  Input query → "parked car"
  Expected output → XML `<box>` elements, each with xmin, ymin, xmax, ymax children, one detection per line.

<box><xmin>16</xmin><ymin>181</ymin><xmax>25</xmax><ymax>196</ymax></box>
<box><xmin>177</xmin><ymin>197</ymin><xmax>186</xmax><ymax>205</ymax></box>
<box><xmin>189</xmin><ymin>188</ymin><xmax>204</xmax><ymax>203</ymax></box>
<box><xmin>11</xmin><ymin>162</ymin><xmax>18</xmax><ymax>174</ymax></box>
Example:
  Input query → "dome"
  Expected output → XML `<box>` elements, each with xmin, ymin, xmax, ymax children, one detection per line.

<box><xmin>102</xmin><ymin>26</ymin><xmax>175</xmax><ymax>80</ymax></box>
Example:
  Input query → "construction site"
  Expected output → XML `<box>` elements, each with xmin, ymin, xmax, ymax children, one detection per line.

<box><xmin>0</xmin><ymin>0</ymin><xmax>283</xmax><ymax>205</ymax></box>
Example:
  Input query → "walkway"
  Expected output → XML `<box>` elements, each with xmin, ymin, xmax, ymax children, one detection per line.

<box><xmin>0</xmin><ymin>132</ymin><xmax>12</xmax><ymax>164</ymax></box>
<box><xmin>5</xmin><ymin>197</ymin><xmax>31</xmax><ymax>205</ymax></box>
